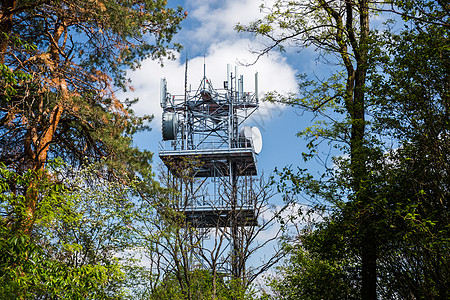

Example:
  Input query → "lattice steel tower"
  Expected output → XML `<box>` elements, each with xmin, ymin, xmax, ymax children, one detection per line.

<box><xmin>159</xmin><ymin>63</ymin><xmax>261</xmax><ymax>279</ymax></box>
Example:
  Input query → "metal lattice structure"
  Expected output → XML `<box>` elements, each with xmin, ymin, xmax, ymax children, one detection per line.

<box><xmin>159</xmin><ymin>63</ymin><xmax>261</xmax><ymax>278</ymax></box>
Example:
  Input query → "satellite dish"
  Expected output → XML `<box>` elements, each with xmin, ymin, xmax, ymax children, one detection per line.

<box><xmin>251</xmin><ymin>127</ymin><xmax>262</xmax><ymax>154</ymax></box>
<box><xmin>240</xmin><ymin>126</ymin><xmax>252</xmax><ymax>139</ymax></box>
<box><xmin>162</xmin><ymin>112</ymin><xmax>177</xmax><ymax>140</ymax></box>
<box><xmin>239</xmin><ymin>126</ymin><xmax>252</xmax><ymax>148</ymax></box>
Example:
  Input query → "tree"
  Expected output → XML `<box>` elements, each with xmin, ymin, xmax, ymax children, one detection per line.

<box><xmin>148</xmin><ymin>269</ymin><xmax>236</xmax><ymax>300</ymax></box>
<box><xmin>54</xmin><ymin>162</ymin><xmax>147</xmax><ymax>297</ymax></box>
<box><xmin>239</xmin><ymin>0</ymin><xmax>449</xmax><ymax>298</ymax></box>
<box><xmin>368</xmin><ymin>3</ymin><xmax>450</xmax><ymax>297</ymax></box>
<box><xmin>1</xmin><ymin>0</ymin><xmax>185</xmax><ymax>170</ymax></box>
<box><xmin>0</xmin><ymin>0</ymin><xmax>185</xmax><ymax>233</ymax></box>
<box><xmin>0</xmin><ymin>159</ymin><xmax>171</xmax><ymax>299</ymax></box>
<box><xmin>237</xmin><ymin>0</ymin><xmax>376</xmax><ymax>298</ymax></box>
<box><xmin>0</xmin><ymin>162</ymin><xmax>130</xmax><ymax>299</ymax></box>
<box><xmin>265</xmin><ymin>234</ymin><xmax>360</xmax><ymax>300</ymax></box>
<box><xmin>1</xmin><ymin>1</ymin><xmax>186</xmax><ymax>296</ymax></box>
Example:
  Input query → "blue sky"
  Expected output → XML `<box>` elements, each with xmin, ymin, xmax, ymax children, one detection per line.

<box><xmin>120</xmin><ymin>1</ymin><xmax>321</xmax><ymax>277</ymax></box>
<box><xmin>123</xmin><ymin>0</ymin><xmax>322</xmax><ymax>176</ymax></box>
<box><xmin>120</xmin><ymin>0</ymin><xmax>397</xmax><ymax>286</ymax></box>
<box><xmin>118</xmin><ymin>0</ymin><xmax>404</xmax><ymax>287</ymax></box>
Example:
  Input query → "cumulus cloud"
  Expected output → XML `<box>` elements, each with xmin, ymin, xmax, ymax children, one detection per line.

<box><xmin>124</xmin><ymin>38</ymin><xmax>297</xmax><ymax>129</ymax></box>
<box><xmin>185</xmin><ymin>0</ymin><xmax>271</xmax><ymax>42</ymax></box>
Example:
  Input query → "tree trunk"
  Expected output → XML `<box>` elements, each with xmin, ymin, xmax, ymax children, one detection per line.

<box><xmin>212</xmin><ymin>265</ymin><xmax>217</xmax><ymax>300</ymax></box>
<box><xmin>355</xmin><ymin>1</ymin><xmax>377</xmax><ymax>298</ymax></box>
<box><xmin>361</xmin><ymin>229</ymin><xmax>377</xmax><ymax>299</ymax></box>
<box><xmin>21</xmin><ymin>20</ymin><xmax>67</xmax><ymax>234</ymax></box>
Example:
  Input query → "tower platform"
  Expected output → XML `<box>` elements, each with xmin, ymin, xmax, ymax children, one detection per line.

<box><xmin>183</xmin><ymin>205</ymin><xmax>258</xmax><ymax>228</ymax></box>
<box><xmin>159</xmin><ymin>147</ymin><xmax>257</xmax><ymax>177</ymax></box>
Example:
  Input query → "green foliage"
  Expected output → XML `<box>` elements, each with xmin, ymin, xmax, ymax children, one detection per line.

<box><xmin>0</xmin><ymin>1</ymin><xmax>187</xmax><ymax>298</ymax></box>
<box><xmin>0</xmin><ymin>64</ymin><xmax>32</xmax><ymax>101</ymax></box>
<box><xmin>267</xmin><ymin>243</ymin><xmax>359</xmax><ymax>300</ymax></box>
<box><xmin>0</xmin><ymin>164</ymin><xmax>127</xmax><ymax>299</ymax></box>
<box><xmin>241</xmin><ymin>0</ymin><xmax>449</xmax><ymax>299</ymax></box>
<box><xmin>148</xmin><ymin>269</ymin><xmax>249</xmax><ymax>300</ymax></box>
<box><xmin>367</xmin><ymin>6</ymin><xmax>450</xmax><ymax>297</ymax></box>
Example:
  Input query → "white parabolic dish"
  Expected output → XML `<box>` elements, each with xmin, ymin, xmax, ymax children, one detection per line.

<box><xmin>240</xmin><ymin>126</ymin><xmax>252</xmax><ymax>140</ymax></box>
<box><xmin>251</xmin><ymin>127</ymin><xmax>262</xmax><ymax>154</ymax></box>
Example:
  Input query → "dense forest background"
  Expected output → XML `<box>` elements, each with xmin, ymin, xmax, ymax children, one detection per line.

<box><xmin>1</xmin><ymin>0</ymin><xmax>448</xmax><ymax>299</ymax></box>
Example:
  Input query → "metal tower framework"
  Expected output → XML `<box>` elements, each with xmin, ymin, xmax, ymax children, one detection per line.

<box><xmin>159</xmin><ymin>64</ymin><xmax>260</xmax><ymax>279</ymax></box>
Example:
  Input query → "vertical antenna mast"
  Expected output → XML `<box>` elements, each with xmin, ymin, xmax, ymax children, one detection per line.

<box><xmin>203</xmin><ymin>55</ymin><xmax>207</xmax><ymax>90</ymax></box>
<box><xmin>184</xmin><ymin>57</ymin><xmax>188</xmax><ymax>100</ymax></box>
<box><xmin>184</xmin><ymin>56</ymin><xmax>188</xmax><ymax>150</ymax></box>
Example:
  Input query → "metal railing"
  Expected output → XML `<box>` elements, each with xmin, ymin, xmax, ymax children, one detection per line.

<box><xmin>159</xmin><ymin>136</ymin><xmax>254</xmax><ymax>154</ymax></box>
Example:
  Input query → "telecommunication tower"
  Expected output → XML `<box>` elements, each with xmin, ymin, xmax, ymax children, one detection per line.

<box><xmin>159</xmin><ymin>63</ymin><xmax>262</xmax><ymax>279</ymax></box>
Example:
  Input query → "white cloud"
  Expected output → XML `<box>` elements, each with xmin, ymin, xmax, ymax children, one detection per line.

<box><xmin>119</xmin><ymin>0</ymin><xmax>300</xmax><ymax>149</ymax></box>
<box><xmin>185</xmin><ymin>0</ymin><xmax>271</xmax><ymax>43</ymax></box>
<box><xmin>124</xmin><ymin>38</ymin><xmax>297</xmax><ymax>130</ymax></box>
